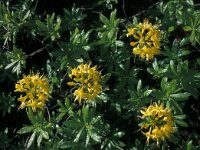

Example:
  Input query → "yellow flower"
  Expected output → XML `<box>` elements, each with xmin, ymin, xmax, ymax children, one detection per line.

<box><xmin>15</xmin><ymin>73</ymin><xmax>50</xmax><ymax>112</ymax></box>
<box><xmin>67</xmin><ymin>63</ymin><xmax>102</xmax><ymax>103</ymax></box>
<box><xmin>140</xmin><ymin>103</ymin><xmax>175</xmax><ymax>144</ymax></box>
<box><xmin>127</xmin><ymin>20</ymin><xmax>160</xmax><ymax>61</ymax></box>
<box><xmin>127</xmin><ymin>28</ymin><xmax>135</xmax><ymax>37</ymax></box>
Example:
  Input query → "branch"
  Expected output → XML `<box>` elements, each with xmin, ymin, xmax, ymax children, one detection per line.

<box><xmin>130</xmin><ymin>0</ymin><xmax>163</xmax><ymax>18</ymax></box>
<box><xmin>25</xmin><ymin>47</ymin><xmax>45</xmax><ymax>58</ymax></box>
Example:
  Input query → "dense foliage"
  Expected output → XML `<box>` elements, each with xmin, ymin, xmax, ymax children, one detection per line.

<box><xmin>0</xmin><ymin>0</ymin><xmax>200</xmax><ymax>149</ymax></box>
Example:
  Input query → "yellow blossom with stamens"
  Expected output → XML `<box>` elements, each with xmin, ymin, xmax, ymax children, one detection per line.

<box><xmin>15</xmin><ymin>73</ymin><xmax>50</xmax><ymax>112</ymax></box>
<box><xmin>127</xmin><ymin>20</ymin><xmax>160</xmax><ymax>61</ymax></box>
<box><xmin>67</xmin><ymin>63</ymin><xmax>102</xmax><ymax>103</ymax></box>
<box><xmin>140</xmin><ymin>103</ymin><xmax>176</xmax><ymax>145</ymax></box>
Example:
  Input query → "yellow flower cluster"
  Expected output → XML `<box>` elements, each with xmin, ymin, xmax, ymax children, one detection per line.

<box><xmin>140</xmin><ymin>103</ymin><xmax>175</xmax><ymax>144</ymax></box>
<box><xmin>67</xmin><ymin>63</ymin><xmax>102</xmax><ymax>103</ymax></box>
<box><xmin>15</xmin><ymin>73</ymin><xmax>50</xmax><ymax>112</ymax></box>
<box><xmin>127</xmin><ymin>20</ymin><xmax>160</xmax><ymax>61</ymax></box>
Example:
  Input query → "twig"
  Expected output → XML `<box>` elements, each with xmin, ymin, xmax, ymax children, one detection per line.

<box><xmin>25</xmin><ymin>47</ymin><xmax>45</xmax><ymax>58</ymax></box>
<box><xmin>122</xmin><ymin>0</ymin><xmax>129</xmax><ymax>23</ymax></box>
<box><xmin>33</xmin><ymin>0</ymin><xmax>38</xmax><ymax>13</ymax></box>
<box><xmin>130</xmin><ymin>0</ymin><xmax>163</xmax><ymax>18</ymax></box>
<box><xmin>79</xmin><ymin>7</ymin><xmax>94</xmax><ymax>10</ymax></box>
<box><xmin>34</xmin><ymin>37</ymin><xmax>53</xmax><ymax>61</ymax></box>
<box><xmin>46</xmin><ymin>106</ymin><xmax>51</xmax><ymax>122</ymax></box>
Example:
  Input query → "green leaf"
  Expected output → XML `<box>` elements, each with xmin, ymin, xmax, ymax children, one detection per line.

<box><xmin>183</xmin><ymin>26</ymin><xmax>192</xmax><ymax>31</ymax></box>
<box><xmin>180</xmin><ymin>38</ymin><xmax>189</xmax><ymax>46</ymax></box>
<box><xmin>85</xmin><ymin>133</ymin><xmax>90</xmax><ymax>146</ymax></box>
<box><xmin>168</xmin><ymin>134</ymin><xmax>180</xmax><ymax>144</ymax></box>
<box><xmin>178</xmin><ymin>50</ymin><xmax>191</xmax><ymax>57</ymax></box>
<box><xmin>167</xmin><ymin>80</ymin><xmax>178</xmax><ymax>95</ymax></box>
<box><xmin>110</xmin><ymin>9</ymin><xmax>117</xmax><ymax>23</ymax></box>
<box><xmin>170</xmin><ymin>100</ymin><xmax>183</xmax><ymax>114</ymax></box>
<box><xmin>170</xmin><ymin>60</ymin><xmax>177</xmax><ymax>75</ymax></box>
<box><xmin>89</xmin><ymin>132</ymin><xmax>101</xmax><ymax>143</ymax></box>
<box><xmin>194</xmin><ymin>14</ymin><xmax>200</xmax><ymax>27</ymax></box>
<box><xmin>115</xmin><ymin>103</ymin><xmax>121</xmax><ymax>116</ymax></box>
<box><xmin>27</xmin><ymin>108</ymin><xmax>37</xmax><ymax>124</ymax></box>
<box><xmin>102</xmin><ymin>73</ymin><xmax>111</xmax><ymax>84</ymax></box>
<box><xmin>37</xmin><ymin>134</ymin><xmax>42</xmax><ymax>147</ymax></box>
<box><xmin>175</xmin><ymin>119</ymin><xmax>188</xmax><ymax>127</ymax></box>
<box><xmin>17</xmin><ymin>126</ymin><xmax>35</xmax><ymax>134</ymax></box>
<box><xmin>5</xmin><ymin>60</ymin><xmax>18</xmax><ymax>69</ymax></box>
<box><xmin>27</xmin><ymin>131</ymin><xmax>36</xmax><ymax>148</ymax></box>
<box><xmin>5</xmin><ymin>49</ymin><xmax>26</xmax><ymax>75</ymax></box>
<box><xmin>174</xmin><ymin>114</ymin><xmax>187</xmax><ymax>120</ymax></box>
<box><xmin>190</xmin><ymin>30</ymin><xmax>198</xmax><ymax>45</ymax></box>
<box><xmin>152</xmin><ymin>59</ymin><xmax>158</xmax><ymax>71</ymax></box>
<box><xmin>108</xmin><ymin>29</ymin><xmax>115</xmax><ymax>40</ymax></box>
<box><xmin>65</xmin><ymin>98</ymin><xmax>70</xmax><ymax>108</ymax></box>
<box><xmin>115</xmin><ymin>40</ymin><xmax>124</xmax><ymax>47</ymax></box>
<box><xmin>74</xmin><ymin>127</ymin><xmax>84</xmax><ymax>142</ymax></box>
<box><xmin>41</xmin><ymin>130</ymin><xmax>49</xmax><ymax>140</ymax></box>
<box><xmin>23</xmin><ymin>10</ymin><xmax>30</xmax><ymax>21</ymax></box>
<box><xmin>143</xmin><ymin>90</ymin><xmax>152</xmax><ymax>97</ymax></box>
<box><xmin>64</xmin><ymin>120</ymin><xmax>82</xmax><ymax>129</ymax></box>
<box><xmin>137</xmin><ymin>80</ymin><xmax>142</xmax><ymax>93</ymax></box>
<box><xmin>186</xmin><ymin>0</ymin><xmax>194</xmax><ymax>5</ymax></box>
<box><xmin>47</xmin><ymin>13</ymin><xmax>55</xmax><ymax>26</ymax></box>
<box><xmin>113</xmin><ymin>131</ymin><xmax>125</xmax><ymax>138</ymax></box>
<box><xmin>168</xmin><ymin>26</ymin><xmax>175</xmax><ymax>32</ymax></box>
<box><xmin>161</xmin><ymin>78</ymin><xmax>167</xmax><ymax>92</ymax></box>
<box><xmin>57</xmin><ymin>100</ymin><xmax>65</xmax><ymax>108</ymax></box>
<box><xmin>135</xmin><ymin>139</ymin><xmax>143</xmax><ymax>150</ymax></box>
<box><xmin>82</xmin><ymin>106</ymin><xmax>89</xmax><ymax>123</ymax></box>
<box><xmin>36</xmin><ymin>20</ymin><xmax>46</xmax><ymax>31</ymax></box>
<box><xmin>186</xmin><ymin>141</ymin><xmax>193</xmax><ymax>150</ymax></box>
<box><xmin>100</xmin><ymin>13</ymin><xmax>109</xmax><ymax>25</ymax></box>
<box><xmin>170</xmin><ymin>92</ymin><xmax>191</xmax><ymax>101</ymax></box>
<box><xmin>54</xmin><ymin>19</ymin><xmax>61</xmax><ymax>31</ymax></box>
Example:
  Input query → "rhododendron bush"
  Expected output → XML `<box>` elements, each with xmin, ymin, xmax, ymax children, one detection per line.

<box><xmin>0</xmin><ymin>0</ymin><xmax>200</xmax><ymax>149</ymax></box>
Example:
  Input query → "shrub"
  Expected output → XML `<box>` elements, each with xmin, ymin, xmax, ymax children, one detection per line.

<box><xmin>0</xmin><ymin>0</ymin><xmax>200</xmax><ymax>149</ymax></box>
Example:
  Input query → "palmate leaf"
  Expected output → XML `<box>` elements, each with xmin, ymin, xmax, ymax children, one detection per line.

<box><xmin>100</xmin><ymin>127</ymin><xmax>125</xmax><ymax>150</ymax></box>
<box><xmin>180</xmin><ymin>71</ymin><xmax>200</xmax><ymax>99</ymax></box>
<box><xmin>184</xmin><ymin>13</ymin><xmax>200</xmax><ymax>45</ymax></box>
<box><xmin>63</xmin><ymin>106</ymin><xmax>105</xmax><ymax>147</ymax></box>
<box><xmin>154</xmin><ymin>77</ymin><xmax>191</xmax><ymax>102</ymax></box>
<box><xmin>17</xmin><ymin>109</ymin><xmax>52</xmax><ymax>148</ymax></box>
<box><xmin>96</xmin><ymin>9</ymin><xmax>119</xmax><ymax>48</ymax></box>
<box><xmin>63</xmin><ymin>120</ymin><xmax>83</xmax><ymax>130</ymax></box>
<box><xmin>169</xmin><ymin>39</ymin><xmax>190</xmax><ymax>58</ymax></box>
<box><xmin>147</xmin><ymin>59</ymin><xmax>168</xmax><ymax>79</ymax></box>
<box><xmin>169</xmin><ymin>60</ymin><xmax>200</xmax><ymax>98</ymax></box>
<box><xmin>5</xmin><ymin>48</ymin><xmax>26</xmax><ymax>75</ymax></box>
<box><xmin>36</xmin><ymin>13</ymin><xmax>62</xmax><ymax>41</ymax></box>
<box><xmin>62</xmin><ymin>6</ymin><xmax>87</xmax><ymax>31</ymax></box>
<box><xmin>57</xmin><ymin>98</ymin><xmax>75</xmax><ymax>121</ymax></box>
<box><xmin>1</xmin><ymin>0</ymin><xmax>200</xmax><ymax>149</ymax></box>
<box><xmin>0</xmin><ymin>92</ymin><xmax>16</xmax><ymax>117</ymax></box>
<box><xmin>127</xmin><ymin>80</ymin><xmax>152</xmax><ymax>111</ymax></box>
